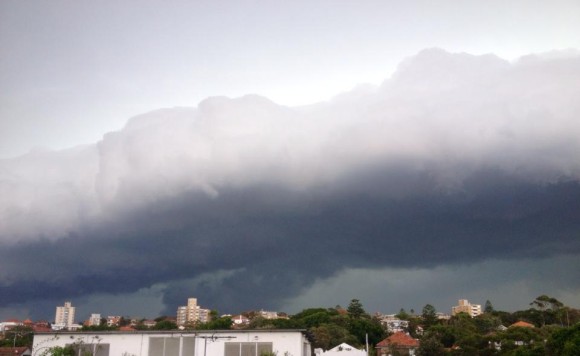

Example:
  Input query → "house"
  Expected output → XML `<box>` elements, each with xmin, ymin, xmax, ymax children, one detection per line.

<box><xmin>0</xmin><ymin>320</ymin><xmax>21</xmax><ymax>332</ymax></box>
<box><xmin>377</xmin><ymin>315</ymin><xmax>409</xmax><ymax>333</ymax></box>
<box><xmin>143</xmin><ymin>320</ymin><xmax>157</xmax><ymax>328</ymax></box>
<box><xmin>509</xmin><ymin>321</ymin><xmax>535</xmax><ymax>328</ymax></box>
<box><xmin>32</xmin><ymin>329</ymin><xmax>313</xmax><ymax>356</ymax></box>
<box><xmin>0</xmin><ymin>347</ymin><xmax>31</xmax><ymax>356</ymax></box>
<box><xmin>376</xmin><ymin>332</ymin><xmax>420</xmax><ymax>356</ymax></box>
<box><xmin>314</xmin><ymin>343</ymin><xmax>367</xmax><ymax>356</ymax></box>
<box><xmin>231</xmin><ymin>315</ymin><xmax>250</xmax><ymax>327</ymax></box>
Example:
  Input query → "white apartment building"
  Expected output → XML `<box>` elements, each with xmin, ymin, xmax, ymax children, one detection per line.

<box><xmin>88</xmin><ymin>314</ymin><xmax>102</xmax><ymax>327</ymax></box>
<box><xmin>107</xmin><ymin>316</ymin><xmax>121</xmax><ymax>327</ymax></box>
<box><xmin>259</xmin><ymin>310</ymin><xmax>279</xmax><ymax>320</ymax></box>
<box><xmin>378</xmin><ymin>315</ymin><xmax>409</xmax><ymax>333</ymax></box>
<box><xmin>54</xmin><ymin>301</ymin><xmax>76</xmax><ymax>329</ymax></box>
<box><xmin>32</xmin><ymin>329</ymin><xmax>313</xmax><ymax>356</ymax></box>
<box><xmin>176</xmin><ymin>298</ymin><xmax>211</xmax><ymax>326</ymax></box>
<box><xmin>451</xmin><ymin>299</ymin><xmax>482</xmax><ymax>317</ymax></box>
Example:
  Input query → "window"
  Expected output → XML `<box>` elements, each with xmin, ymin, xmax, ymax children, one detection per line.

<box><xmin>66</xmin><ymin>343</ymin><xmax>110</xmax><ymax>356</ymax></box>
<box><xmin>225</xmin><ymin>342</ymin><xmax>273</xmax><ymax>356</ymax></box>
<box><xmin>149</xmin><ymin>337</ymin><xmax>180</xmax><ymax>356</ymax></box>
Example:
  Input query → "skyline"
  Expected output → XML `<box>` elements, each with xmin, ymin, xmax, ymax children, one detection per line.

<box><xmin>1</xmin><ymin>1</ymin><xmax>580</xmax><ymax>321</ymax></box>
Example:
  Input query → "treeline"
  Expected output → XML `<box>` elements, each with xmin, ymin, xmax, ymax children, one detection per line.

<box><xmin>412</xmin><ymin>296</ymin><xmax>580</xmax><ymax>355</ymax></box>
<box><xmin>79</xmin><ymin>295</ymin><xmax>580</xmax><ymax>355</ymax></box>
<box><xmin>227</xmin><ymin>296</ymin><xmax>580</xmax><ymax>355</ymax></box>
<box><xmin>8</xmin><ymin>295</ymin><xmax>578</xmax><ymax>354</ymax></box>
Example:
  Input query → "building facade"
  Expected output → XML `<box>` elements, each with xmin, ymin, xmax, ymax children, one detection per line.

<box><xmin>451</xmin><ymin>299</ymin><xmax>482</xmax><ymax>317</ymax></box>
<box><xmin>376</xmin><ymin>332</ymin><xmax>419</xmax><ymax>356</ymax></box>
<box><xmin>88</xmin><ymin>314</ymin><xmax>102</xmax><ymax>327</ymax></box>
<box><xmin>32</xmin><ymin>330</ymin><xmax>313</xmax><ymax>356</ymax></box>
<box><xmin>54</xmin><ymin>301</ymin><xmax>76</xmax><ymax>329</ymax></box>
<box><xmin>176</xmin><ymin>298</ymin><xmax>211</xmax><ymax>326</ymax></box>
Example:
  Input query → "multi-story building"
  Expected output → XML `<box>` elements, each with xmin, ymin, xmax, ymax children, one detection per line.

<box><xmin>54</xmin><ymin>301</ymin><xmax>76</xmax><ymax>329</ymax></box>
<box><xmin>176</xmin><ymin>306</ymin><xmax>188</xmax><ymax>326</ymax></box>
<box><xmin>107</xmin><ymin>316</ymin><xmax>121</xmax><ymax>327</ymax></box>
<box><xmin>176</xmin><ymin>298</ymin><xmax>211</xmax><ymax>326</ymax></box>
<box><xmin>88</xmin><ymin>314</ymin><xmax>101</xmax><ymax>327</ymax></box>
<box><xmin>451</xmin><ymin>299</ymin><xmax>482</xmax><ymax>317</ymax></box>
<box><xmin>378</xmin><ymin>314</ymin><xmax>409</xmax><ymax>333</ymax></box>
<box><xmin>259</xmin><ymin>310</ymin><xmax>279</xmax><ymax>320</ymax></box>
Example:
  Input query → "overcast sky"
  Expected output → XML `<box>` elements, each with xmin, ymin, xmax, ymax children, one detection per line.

<box><xmin>1</xmin><ymin>1</ymin><xmax>580</xmax><ymax>322</ymax></box>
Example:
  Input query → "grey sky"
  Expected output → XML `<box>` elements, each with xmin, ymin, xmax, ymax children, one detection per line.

<box><xmin>1</xmin><ymin>1</ymin><xmax>580</xmax><ymax>322</ymax></box>
<box><xmin>1</xmin><ymin>0</ymin><xmax>579</xmax><ymax>158</ymax></box>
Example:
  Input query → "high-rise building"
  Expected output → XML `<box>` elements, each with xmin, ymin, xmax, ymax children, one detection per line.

<box><xmin>88</xmin><ymin>313</ymin><xmax>101</xmax><ymax>326</ymax></box>
<box><xmin>451</xmin><ymin>299</ymin><xmax>482</xmax><ymax>317</ymax></box>
<box><xmin>176</xmin><ymin>306</ymin><xmax>188</xmax><ymax>326</ymax></box>
<box><xmin>55</xmin><ymin>301</ymin><xmax>76</xmax><ymax>328</ymax></box>
<box><xmin>176</xmin><ymin>298</ymin><xmax>211</xmax><ymax>326</ymax></box>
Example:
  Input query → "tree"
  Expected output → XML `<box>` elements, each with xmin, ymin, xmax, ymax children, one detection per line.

<box><xmin>0</xmin><ymin>325</ymin><xmax>33</xmax><ymax>347</ymax></box>
<box><xmin>396</xmin><ymin>308</ymin><xmax>410</xmax><ymax>320</ymax></box>
<box><xmin>530</xmin><ymin>295</ymin><xmax>565</xmax><ymax>326</ymax></box>
<box><xmin>546</xmin><ymin>322</ymin><xmax>580</xmax><ymax>356</ymax></box>
<box><xmin>347</xmin><ymin>299</ymin><xmax>367</xmax><ymax>319</ymax></box>
<box><xmin>153</xmin><ymin>320</ymin><xmax>177</xmax><ymax>330</ymax></box>
<box><xmin>347</xmin><ymin>317</ymin><xmax>386</xmax><ymax>348</ymax></box>
<box><xmin>197</xmin><ymin>316</ymin><xmax>233</xmax><ymax>330</ymax></box>
<box><xmin>421</xmin><ymin>304</ymin><xmax>438</xmax><ymax>328</ymax></box>
<box><xmin>474</xmin><ymin>313</ymin><xmax>501</xmax><ymax>334</ymax></box>
<box><xmin>426</xmin><ymin>325</ymin><xmax>456</xmax><ymax>348</ymax></box>
<box><xmin>209</xmin><ymin>309</ymin><xmax>219</xmax><ymax>320</ymax></box>
<box><xmin>484</xmin><ymin>300</ymin><xmax>494</xmax><ymax>313</ymax></box>
<box><xmin>417</xmin><ymin>334</ymin><xmax>445</xmax><ymax>356</ymax></box>
<box><xmin>40</xmin><ymin>346</ymin><xmax>75</xmax><ymax>356</ymax></box>
<box><xmin>310</xmin><ymin>323</ymin><xmax>358</xmax><ymax>349</ymax></box>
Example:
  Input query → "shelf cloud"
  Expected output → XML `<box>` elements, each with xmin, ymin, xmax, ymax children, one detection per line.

<box><xmin>1</xmin><ymin>49</ymin><xmax>579</xmax><ymax>318</ymax></box>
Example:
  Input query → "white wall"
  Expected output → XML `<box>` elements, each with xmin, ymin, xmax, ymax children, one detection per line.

<box><xmin>32</xmin><ymin>330</ymin><xmax>312</xmax><ymax>356</ymax></box>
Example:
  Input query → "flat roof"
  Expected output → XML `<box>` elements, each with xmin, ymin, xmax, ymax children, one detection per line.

<box><xmin>34</xmin><ymin>329</ymin><xmax>308</xmax><ymax>335</ymax></box>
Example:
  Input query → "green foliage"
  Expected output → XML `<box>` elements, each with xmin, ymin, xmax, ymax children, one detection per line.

<box><xmin>347</xmin><ymin>317</ymin><xmax>385</xmax><ymax>348</ymax></box>
<box><xmin>474</xmin><ymin>313</ymin><xmax>502</xmax><ymax>334</ymax></box>
<box><xmin>492</xmin><ymin>310</ymin><xmax>518</xmax><ymax>326</ymax></box>
<box><xmin>484</xmin><ymin>300</ymin><xmax>495</xmax><ymax>314</ymax></box>
<box><xmin>395</xmin><ymin>308</ymin><xmax>410</xmax><ymax>321</ymax></box>
<box><xmin>347</xmin><ymin>299</ymin><xmax>367</xmax><ymax>319</ymax></box>
<box><xmin>268</xmin><ymin>318</ymin><xmax>302</xmax><ymax>329</ymax></box>
<box><xmin>421</xmin><ymin>304</ymin><xmax>438</xmax><ymax>329</ymax></box>
<box><xmin>546</xmin><ymin>322</ymin><xmax>580</xmax><ymax>356</ymax></box>
<box><xmin>0</xmin><ymin>326</ymin><xmax>34</xmax><ymax>347</ymax></box>
<box><xmin>427</xmin><ymin>325</ymin><xmax>456</xmax><ymax>348</ymax></box>
<box><xmin>153</xmin><ymin>319</ymin><xmax>178</xmax><ymax>330</ymax></box>
<box><xmin>248</xmin><ymin>316</ymin><xmax>269</xmax><ymax>329</ymax></box>
<box><xmin>417</xmin><ymin>334</ymin><xmax>445</xmax><ymax>356</ymax></box>
<box><xmin>529</xmin><ymin>295</ymin><xmax>565</xmax><ymax>327</ymax></box>
<box><xmin>310</xmin><ymin>323</ymin><xmax>358</xmax><ymax>349</ymax></box>
<box><xmin>40</xmin><ymin>345</ymin><xmax>76</xmax><ymax>356</ymax></box>
<box><xmin>196</xmin><ymin>316</ymin><xmax>233</xmax><ymax>330</ymax></box>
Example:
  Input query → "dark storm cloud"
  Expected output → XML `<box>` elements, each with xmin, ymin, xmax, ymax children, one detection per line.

<box><xmin>1</xmin><ymin>167</ymin><xmax>580</xmax><ymax>316</ymax></box>
<box><xmin>1</xmin><ymin>49</ymin><xmax>579</xmax><ymax>318</ymax></box>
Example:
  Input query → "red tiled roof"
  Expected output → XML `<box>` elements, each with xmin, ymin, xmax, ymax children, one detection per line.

<box><xmin>377</xmin><ymin>332</ymin><xmax>420</xmax><ymax>348</ymax></box>
<box><xmin>32</xmin><ymin>325</ymin><xmax>52</xmax><ymax>332</ymax></box>
<box><xmin>510</xmin><ymin>321</ymin><xmax>535</xmax><ymax>328</ymax></box>
<box><xmin>0</xmin><ymin>347</ymin><xmax>30</xmax><ymax>356</ymax></box>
